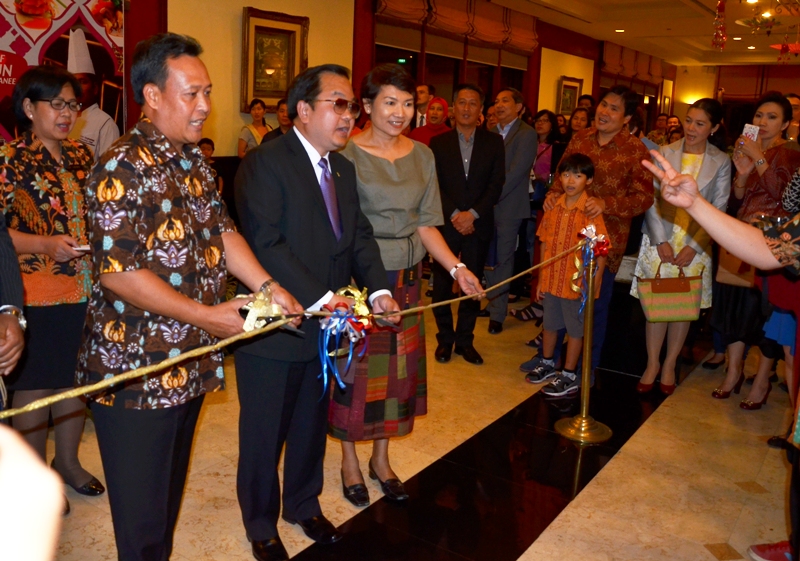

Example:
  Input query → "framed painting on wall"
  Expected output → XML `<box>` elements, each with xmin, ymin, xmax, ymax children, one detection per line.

<box><xmin>241</xmin><ymin>8</ymin><xmax>309</xmax><ymax>113</ymax></box>
<box><xmin>556</xmin><ymin>76</ymin><xmax>583</xmax><ymax>116</ymax></box>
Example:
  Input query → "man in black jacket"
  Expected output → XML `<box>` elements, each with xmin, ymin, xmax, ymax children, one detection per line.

<box><xmin>429</xmin><ymin>84</ymin><xmax>505</xmax><ymax>365</ymax></box>
<box><xmin>234</xmin><ymin>64</ymin><xmax>400</xmax><ymax>561</ymax></box>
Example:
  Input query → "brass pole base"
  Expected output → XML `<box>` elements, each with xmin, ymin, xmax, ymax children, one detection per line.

<box><xmin>555</xmin><ymin>415</ymin><xmax>612</xmax><ymax>444</ymax></box>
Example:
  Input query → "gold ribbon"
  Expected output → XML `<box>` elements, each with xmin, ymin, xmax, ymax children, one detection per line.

<box><xmin>0</xmin><ymin>241</ymin><xmax>585</xmax><ymax>420</ymax></box>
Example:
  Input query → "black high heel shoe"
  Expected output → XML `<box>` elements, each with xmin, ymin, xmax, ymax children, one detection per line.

<box><xmin>368</xmin><ymin>460</ymin><xmax>408</xmax><ymax>502</ymax></box>
<box><xmin>51</xmin><ymin>459</ymin><xmax>106</xmax><ymax>496</ymax></box>
<box><xmin>341</xmin><ymin>470</ymin><xmax>370</xmax><ymax>508</ymax></box>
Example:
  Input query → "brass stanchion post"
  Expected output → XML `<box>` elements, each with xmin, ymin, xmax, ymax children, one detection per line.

<box><xmin>555</xmin><ymin>246</ymin><xmax>612</xmax><ymax>444</ymax></box>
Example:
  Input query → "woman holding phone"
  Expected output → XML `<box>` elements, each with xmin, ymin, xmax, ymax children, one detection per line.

<box><xmin>1</xmin><ymin>66</ymin><xmax>103</xmax><ymax>514</ymax></box>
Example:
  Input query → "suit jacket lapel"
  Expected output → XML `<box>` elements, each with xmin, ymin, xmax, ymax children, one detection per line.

<box><xmin>449</xmin><ymin>131</ymin><xmax>470</xmax><ymax>188</ymax></box>
<box><xmin>502</xmin><ymin>120</ymin><xmax>521</xmax><ymax>147</ymax></box>
<box><xmin>665</xmin><ymin>141</ymin><xmax>681</xmax><ymax>172</ymax></box>
<box><xmin>329</xmin><ymin>155</ymin><xmax>352</xmax><ymax>248</ymax></box>
<box><xmin>285</xmin><ymin>131</ymin><xmax>339</xmax><ymax>241</ymax></box>
<box><xmin>465</xmin><ymin>129</ymin><xmax>482</xmax><ymax>184</ymax></box>
<box><xmin>694</xmin><ymin>141</ymin><xmax>720</xmax><ymax>193</ymax></box>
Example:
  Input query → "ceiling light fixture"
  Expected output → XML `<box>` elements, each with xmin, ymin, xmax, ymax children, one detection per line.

<box><xmin>762</xmin><ymin>10</ymin><xmax>772</xmax><ymax>16</ymax></box>
<box><xmin>615</xmin><ymin>29</ymin><xmax>624</xmax><ymax>32</ymax></box>
<box><xmin>748</xmin><ymin>45</ymin><xmax>756</xmax><ymax>49</ymax></box>
<box><xmin>746</xmin><ymin>0</ymin><xmax>758</xmax><ymax>3</ymax></box>
<box><xmin>733</xmin><ymin>36</ymin><xmax>742</xmax><ymax>40</ymax></box>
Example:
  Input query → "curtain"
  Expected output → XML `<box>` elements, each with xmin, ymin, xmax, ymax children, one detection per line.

<box><xmin>375</xmin><ymin>0</ymin><xmax>428</xmax><ymax>25</ymax></box>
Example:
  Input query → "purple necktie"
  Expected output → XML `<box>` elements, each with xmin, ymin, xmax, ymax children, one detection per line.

<box><xmin>318</xmin><ymin>158</ymin><xmax>342</xmax><ymax>240</ymax></box>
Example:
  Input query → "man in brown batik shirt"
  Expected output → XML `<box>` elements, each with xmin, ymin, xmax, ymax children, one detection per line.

<box><xmin>76</xmin><ymin>33</ymin><xmax>301</xmax><ymax>561</ymax></box>
<box><xmin>544</xmin><ymin>85</ymin><xmax>653</xmax><ymax>379</ymax></box>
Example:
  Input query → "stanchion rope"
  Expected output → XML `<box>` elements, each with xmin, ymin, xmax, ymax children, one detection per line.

<box><xmin>0</xmin><ymin>240</ymin><xmax>586</xmax><ymax>420</ymax></box>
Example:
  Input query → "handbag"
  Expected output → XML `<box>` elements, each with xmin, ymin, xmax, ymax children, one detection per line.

<box><xmin>716</xmin><ymin>247</ymin><xmax>755</xmax><ymax>287</ymax></box>
<box><xmin>636</xmin><ymin>262</ymin><xmax>703</xmax><ymax>323</ymax></box>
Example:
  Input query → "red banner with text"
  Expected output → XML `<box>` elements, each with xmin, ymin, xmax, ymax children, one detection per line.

<box><xmin>0</xmin><ymin>0</ymin><xmax>124</xmax><ymax>142</ymax></box>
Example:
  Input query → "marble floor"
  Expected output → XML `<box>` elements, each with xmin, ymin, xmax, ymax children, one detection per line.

<box><xmin>48</xmin><ymin>284</ymin><xmax>792</xmax><ymax>561</ymax></box>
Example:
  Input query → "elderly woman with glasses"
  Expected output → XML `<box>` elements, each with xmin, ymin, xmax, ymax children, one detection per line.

<box><xmin>0</xmin><ymin>66</ymin><xmax>104</xmax><ymax>514</ymax></box>
<box><xmin>331</xmin><ymin>63</ymin><xmax>483</xmax><ymax>508</ymax></box>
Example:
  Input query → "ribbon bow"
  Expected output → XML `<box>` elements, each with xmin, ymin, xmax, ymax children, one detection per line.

<box><xmin>318</xmin><ymin>286</ymin><xmax>373</xmax><ymax>396</ymax></box>
<box><xmin>236</xmin><ymin>288</ymin><xmax>286</xmax><ymax>332</ymax></box>
<box><xmin>570</xmin><ymin>225</ymin><xmax>608</xmax><ymax>314</ymax></box>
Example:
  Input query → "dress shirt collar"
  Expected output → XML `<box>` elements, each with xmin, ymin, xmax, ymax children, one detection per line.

<box><xmin>593</xmin><ymin>124</ymin><xmax>632</xmax><ymax>149</ymax></box>
<box><xmin>293</xmin><ymin>127</ymin><xmax>332</xmax><ymax>183</ymax></box>
<box><xmin>458</xmin><ymin>129</ymin><xmax>475</xmax><ymax>145</ymax></box>
<box><xmin>553</xmin><ymin>189</ymin><xmax>589</xmax><ymax>211</ymax></box>
<box><xmin>134</xmin><ymin>118</ymin><xmax>203</xmax><ymax>165</ymax></box>
<box><xmin>497</xmin><ymin>118</ymin><xmax>518</xmax><ymax>139</ymax></box>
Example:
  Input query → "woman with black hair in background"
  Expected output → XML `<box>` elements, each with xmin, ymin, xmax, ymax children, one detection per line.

<box><xmin>631</xmin><ymin>98</ymin><xmax>731</xmax><ymax>394</ymax></box>
<box><xmin>237</xmin><ymin>98</ymin><xmax>271</xmax><ymax>158</ymax></box>
<box><xmin>1</xmin><ymin>65</ymin><xmax>105</xmax><ymax>515</ymax></box>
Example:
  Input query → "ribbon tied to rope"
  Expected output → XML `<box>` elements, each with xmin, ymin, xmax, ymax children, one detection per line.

<box><xmin>571</xmin><ymin>224</ymin><xmax>608</xmax><ymax>314</ymax></box>
<box><xmin>318</xmin><ymin>286</ymin><xmax>373</xmax><ymax>395</ymax></box>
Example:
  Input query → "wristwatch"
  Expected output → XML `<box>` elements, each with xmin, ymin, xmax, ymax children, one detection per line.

<box><xmin>754</xmin><ymin>157</ymin><xmax>766</xmax><ymax>167</ymax></box>
<box><xmin>259</xmin><ymin>278</ymin><xmax>279</xmax><ymax>295</ymax></box>
<box><xmin>449</xmin><ymin>263</ymin><xmax>467</xmax><ymax>279</ymax></box>
<box><xmin>0</xmin><ymin>305</ymin><xmax>26</xmax><ymax>331</ymax></box>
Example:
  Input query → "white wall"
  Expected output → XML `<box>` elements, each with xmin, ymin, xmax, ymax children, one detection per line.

<box><xmin>673</xmin><ymin>66</ymin><xmax>717</xmax><ymax>121</ymax></box>
<box><xmin>537</xmin><ymin>48</ymin><xmax>594</xmax><ymax>114</ymax></box>
<box><xmin>169</xmin><ymin>0</ymin><xmax>354</xmax><ymax>156</ymax></box>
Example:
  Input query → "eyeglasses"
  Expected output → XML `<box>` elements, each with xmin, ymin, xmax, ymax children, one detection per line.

<box><xmin>38</xmin><ymin>98</ymin><xmax>82</xmax><ymax>112</ymax></box>
<box><xmin>534</xmin><ymin>117</ymin><xmax>550</xmax><ymax>124</ymax></box>
<box><xmin>315</xmin><ymin>98</ymin><xmax>361</xmax><ymax>118</ymax></box>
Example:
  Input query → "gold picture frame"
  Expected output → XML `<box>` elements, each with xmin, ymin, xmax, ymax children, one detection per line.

<box><xmin>556</xmin><ymin>76</ymin><xmax>584</xmax><ymax>116</ymax></box>
<box><xmin>241</xmin><ymin>8</ymin><xmax>309</xmax><ymax>113</ymax></box>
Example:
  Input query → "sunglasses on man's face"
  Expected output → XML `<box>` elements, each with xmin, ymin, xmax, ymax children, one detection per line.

<box><xmin>316</xmin><ymin>98</ymin><xmax>361</xmax><ymax>119</ymax></box>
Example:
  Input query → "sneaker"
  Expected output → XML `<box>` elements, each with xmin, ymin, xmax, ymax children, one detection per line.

<box><xmin>525</xmin><ymin>360</ymin><xmax>557</xmax><ymax>383</ymax></box>
<box><xmin>748</xmin><ymin>541</ymin><xmax>793</xmax><ymax>561</ymax></box>
<box><xmin>542</xmin><ymin>371</ymin><xmax>580</xmax><ymax>397</ymax></box>
<box><xmin>519</xmin><ymin>354</ymin><xmax>544</xmax><ymax>373</ymax></box>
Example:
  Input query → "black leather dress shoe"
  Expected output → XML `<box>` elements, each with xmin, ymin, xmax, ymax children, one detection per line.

<box><xmin>435</xmin><ymin>343</ymin><xmax>452</xmax><ymax>363</ymax></box>
<box><xmin>250</xmin><ymin>536</ymin><xmax>289</xmax><ymax>561</ymax></box>
<box><xmin>454</xmin><ymin>345</ymin><xmax>483</xmax><ymax>365</ymax></box>
<box><xmin>368</xmin><ymin>460</ymin><xmax>408</xmax><ymax>501</ymax></box>
<box><xmin>488</xmin><ymin>320</ymin><xmax>503</xmax><ymax>334</ymax></box>
<box><xmin>341</xmin><ymin>470</ymin><xmax>370</xmax><ymax>507</ymax></box>
<box><xmin>477</xmin><ymin>308</ymin><xmax>490</xmax><ymax>318</ymax></box>
<box><xmin>282</xmin><ymin>515</ymin><xmax>342</xmax><ymax>544</ymax></box>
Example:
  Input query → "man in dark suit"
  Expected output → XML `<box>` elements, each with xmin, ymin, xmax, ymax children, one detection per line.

<box><xmin>484</xmin><ymin>87</ymin><xmax>537</xmax><ymax>335</ymax></box>
<box><xmin>409</xmin><ymin>84</ymin><xmax>434</xmax><ymax>131</ymax></box>
<box><xmin>430</xmin><ymin>84</ymin><xmax>504</xmax><ymax>365</ymax></box>
<box><xmin>260</xmin><ymin>98</ymin><xmax>292</xmax><ymax>144</ymax></box>
<box><xmin>234</xmin><ymin>64</ymin><xmax>400</xmax><ymax>561</ymax></box>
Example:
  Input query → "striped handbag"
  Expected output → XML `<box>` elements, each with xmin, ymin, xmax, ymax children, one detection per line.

<box><xmin>636</xmin><ymin>262</ymin><xmax>702</xmax><ymax>323</ymax></box>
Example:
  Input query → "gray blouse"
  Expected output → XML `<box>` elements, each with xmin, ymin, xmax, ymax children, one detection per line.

<box><xmin>341</xmin><ymin>140</ymin><xmax>443</xmax><ymax>271</ymax></box>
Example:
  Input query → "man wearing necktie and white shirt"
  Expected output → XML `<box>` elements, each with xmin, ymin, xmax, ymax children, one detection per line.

<box><xmin>234</xmin><ymin>64</ymin><xmax>400</xmax><ymax>561</ymax></box>
<box><xmin>411</xmin><ymin>84</ymin><xmax>434</xmax><ymax>130</ymax></box>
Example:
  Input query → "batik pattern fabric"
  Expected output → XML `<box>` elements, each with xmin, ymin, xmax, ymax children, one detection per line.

<box><xmin>328</xmin><ymin>264</ymin><xmax>427</xmax><ymax>441</ymax></box>
<box><xmin>549</xmin><ymin>126</ymin><xmax>654</xmax><ymax>273</ymax></box>
<box><xmin>765</xmin><ymin>212</ymin><xmax>800</xmax><ymax>276</ymax></box>
<box><xmin>76</xmin><ymin>118</ymin><xmax>235</xmax><ymax>410</ymax></box>
<box><xmin>737</xmin><ymin>143</ymin><xmax>800</xmax><ymax>224</ymax></box>
<box><xmin>537</xmin><ymin>190</ymin><xmax>610</xmax><ymax>299</ymax></box>
<box><xmin>0</xmin><ymin>131</ymin><xmax>92</xmax><ymax>306</ymax></box>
